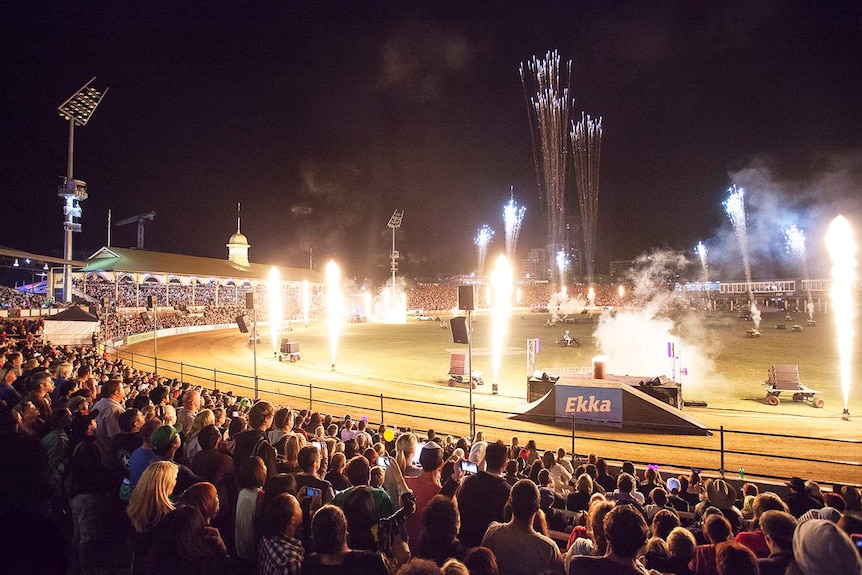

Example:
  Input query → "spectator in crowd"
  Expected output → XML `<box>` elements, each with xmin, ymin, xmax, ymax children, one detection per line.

<box><xmin>666</xmin><ymin>477</ymin><xmax>690</xmax><ymax>513</ymax></box>
<box><xmin>735</xmin><ymin>492</ymin><xmax>789</xmax><ymax>558</ymax></box>
<box><xmin>177</xmin><ymin>481</ymin><xmax>221</xmax><ymax>526</ymax></box>
<box><xmin>233</xmin><ymin>400</ymin><xmax>278</xmax><ymax>479</ymax></box>
<box><xmin>325</xmin><ymin>452</ymin><xmax>351</xmax><ymax>492</ymax></box>
<box><xmin>566</xmin><ymin>499</ymin><xmax>614</xmax><ymax>567</ymax></box>
<box><xmin>455</xmin><ymin>440</ymin><xmax>511</xmax><ymax>548</ymax></box>
<box><xmin>235</xmin><ymin>455</ymin><xmax>267</xmax><ymax>564</ymax></box>
<box><xmin>92</xmin><ymin>378</ymin><xmax>126</xmax><ymax>467</ymax></box>
<box><xmin>267</xmin><ymin>406</ymin><xmax>294</xmax><ymax>454</ymax></box>
<box><xmin>638</xmin><ymin>466</ymin><xmax>663</xmax><ymax>503</ymax></box>
<box><xmin>334</xmin><ymin>454</ymin><xmax>394</xmax><ymax>518</ymax></box>
<box><xmin>149</xmin><ymin>422</ymin><xmax>203</xmax><ymax>496</ymax></box>
<box><xmin>607</xmin><ymin>472</ymin><xmax>647</xmax><ymax>518</ymax></box>
<box><xmin>13</xmin><ymin>399</ymin><xmax>42</xmax><ymax>438</ymax></box>
<box><xmin>257</xmin><ymin>493</ymin><xmax>304</xmax><ymax>575</ymax></box>
<box><xmin>568</xmin><ymin>504</ymin><xmax>655</xmax><ymax>575</ymax></box>
<box><xmin>383</xmin><ymin>431</ymin><xmax>421</xmax><ymax>505</ymax></box>
<box><xmin>644</xmin><ymin>526</ymin><xmax>697</xmax><ymax>575</ymax></box>
<box><xmin>690</xmin><ymin>514</ymin><xmax>733</xmax><ymax>575</ymax></box>
<box><xmin>757</xmin><ymin>510</ymin><xmax>797</xmax><ymax>575</ymax></box>
<box><xmin>175</xmin><ymin>388</ymin><xmax>201</xmax><ymax>431</ymax></box>
<box><xmin>788</xmin><ymin>518</ymin><xmax>862</xmax><ymax>575</ymax></box>
<box><xmin>415</xmin><ymin>494</ymin><xmax>467</xmax><ymax>567</ymax></box>
<box><xmin>183</xmin><ymin>408</ymin><xmax>214</xmax><ymax>463</ymax></box>
<box><xmin>481</xmin><ymin>479</ymin><xmax>564</xmax><ymax>575</ymax></box>
<box><xmin>714</xmin><ymin>540</ymin><xmax>758</xmax><ymax>575</ymax></box>
<box><xmin>342</xmin><ymin>486</ymin><xmax>381</xmax><ymax>553</ymax></box>
<box><xmin>21</xmin><ymin>369</ymin><xmax>54</xmax><ymax>433</ymax></box>
<box><xmin>41</xmin><ymin>407</ymin><xmax>73</xmax><ymax>488</ymax></box>
<box><xmin>567</xmin><ymin>473</ymin><xmax>594</xmax><ymax>512</ymax></box>
<box><xmin>146</xmin><ymin>505</ymin><xmax>229</xmax><ymax>575</ymax></box>
<box><xmin>303</xmin><ymin>505</ymin><xmax>388</xmax><ymax>574</ymax></box>
<box><xmin>694</xmin><ymin>479</ymin><xmax>743</xmax><ymax>533</ymax></box>
<box><xmin>0</xmin><ymin>363</ymin><xmax>22</xmax><ymax>410</ymax></box>
<box><xmin>127</xmin><ymin>460</ymin><xmax>178</xmax><ymax>575</ymax></box>
<box><xmin>294</xmin><ymin>445</ymin><xmax>335</xmax><ymax>504</ymax></box>
<box><xmin>541</xmin><ymin>448</ymin><xmax>572</xmax><ymax>494</ymax></box>
<box><xmin>783</xmin><ymin>477</ymin><xmax>823</xmax><ymax>518</ymax></box>
<box><xmin>405</xmin><ymin>441</ymin><xmax>446</xmax><ymax>548</ymax></box>
<box><xmin>189</xmin><ymin>424</ymin><xmax>236</xmax><ymax>522</ymax></box>
<box><xmin>651</xmin><ymin>509</ymin><xmax>682</xmax><ymax>541</ymax></box>
<box><xmin>464</xmin><ymin>547</ymin><xmax>500</xmax><ymax>575</ymax></box>
<box><xmin>128</xmin><ymin>418</ymin><xmax>164</xmax><ymax>491</ymax></box>
<box><xmin>644</xmin><ymin>487</ymin><xmax>675</xmax><ymax>523</ymax></box>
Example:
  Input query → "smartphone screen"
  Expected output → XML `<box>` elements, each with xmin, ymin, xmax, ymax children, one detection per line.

<box><xmin>305</xmin><ymin>487</ymin><xmax>321</xmax><ymax>498</ymax></box>
<box><xmin>413</xmin><ymin>442</ymin><xmax>426</xmax><ymax>465</ymax></box>
<box><xmin>460</xmin><ymin>460</ymin><xmax>478</xmax><ymax>475</ymax></box>
<box><xmin>376</xmin><ymin>456</ymin><xmax>390</xmax><ymax>468</ymax></box>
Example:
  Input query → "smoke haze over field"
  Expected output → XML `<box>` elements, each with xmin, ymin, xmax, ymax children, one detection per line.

<box><xmin>594</xmin><ymin>249</ymin><xmax>720</xmax><ymax>391</ymax></box>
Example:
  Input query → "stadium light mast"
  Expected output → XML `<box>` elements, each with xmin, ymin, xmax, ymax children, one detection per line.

<box><xmin>57</xmin><ymin>77</ymin><xmax>108</xmax><ymax>303</ymax></box>
<box><xmin>387</xmin><ymin>209</ymin><xmax>404</xmax><ymax>303</ymax></box>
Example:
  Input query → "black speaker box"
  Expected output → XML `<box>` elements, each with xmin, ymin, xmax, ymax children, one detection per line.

<box><xmin>458</xmin><ymin>285</ymin><xmax>475</xmax><ymax>311</ymax></box>
<box><xmin>236</xmin><ymin>315</ymin><xmax>250</xmax><ymax>333</ymax></box>
<box><xmin>450</xmin><ymin>316</ymin><xmax>469</xmax><ymax>344</ymax></box>
<box><xmin>147</xmin><ymin>295</ymin><xmax>155</xmax><ymax>309</ymax></box>
<box><xmin>139</xmin><ymin>312</ymin><xmax>150</xmax><ymax>323</ymax></box>
<box><xmin>245</xmin><ymin>292</ymin><xmax>255</xmax><ymax>310</ymax></box>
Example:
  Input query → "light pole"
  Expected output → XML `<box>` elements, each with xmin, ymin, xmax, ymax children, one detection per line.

<box><xmin>57</xmin><ymin>78</ymin><xmax>107</xmax><ymax>303</ymax></box>
<box><xmin>387</xmin><ymin>209</ymin><xmax>404</xmax><ymax>310</ymax></box>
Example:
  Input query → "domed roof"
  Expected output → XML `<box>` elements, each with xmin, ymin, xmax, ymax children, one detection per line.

<box><xmin>228</xmin><ymin>232</ymin><xmax>248</xmax><ymax>245</ymax></box>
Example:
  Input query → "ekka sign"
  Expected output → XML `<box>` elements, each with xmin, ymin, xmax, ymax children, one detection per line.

<box><xmin>555</xmin><ymin>385</ymin><xmax>623</xmax><ymax>426</ymax></box>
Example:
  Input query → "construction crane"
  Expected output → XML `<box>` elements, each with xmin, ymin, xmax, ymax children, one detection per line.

<box><xmin>115</xmin><ymin>211</ymin><xmax>156</xmax><ymax>249</ymax></box>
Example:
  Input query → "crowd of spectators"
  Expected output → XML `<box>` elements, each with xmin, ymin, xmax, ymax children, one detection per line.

<box><xmin>0</xmin><ymin>333</ymin><xmax>860</xmax><ymax>575</ymax></box>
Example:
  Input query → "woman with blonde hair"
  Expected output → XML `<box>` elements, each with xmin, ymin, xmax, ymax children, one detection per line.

<box><xmin>281</xmin><ymin>433</ymin><xmax>303</xmax><ymax>472</ymax></box>
<box><xmin>183</xmin><ymin>409</ymin><xmax>214</xmax><ymax>462</ymax></box>
<box><xmin>383</xmin><ymin>431</ymin><xmax>420</xmax><ymax>504</ymax></box>
<box><xmin>127</xmin><ymin>460</ymin><xmax>178</xmax><ymax>575</ymax></box>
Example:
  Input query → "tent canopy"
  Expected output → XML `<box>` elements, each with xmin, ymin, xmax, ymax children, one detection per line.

<box><xmin>43</xmin><ymin>305</ymin><xmax>98</xmax><ymax>345</ymax></box>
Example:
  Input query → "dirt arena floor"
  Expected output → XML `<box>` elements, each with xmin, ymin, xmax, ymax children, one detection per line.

<box><xmin>122</xmin><ymin>310</ymin><xmax>861</xmax><ymax>487</ymax></box>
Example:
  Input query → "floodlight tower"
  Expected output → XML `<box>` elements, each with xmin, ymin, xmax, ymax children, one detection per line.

<box><xmin>57</xmin><ymin>78</ymin><xmax>108</xmax><ymax>303</ymax></box>
<box><xmin>387</xmin><ymin>209</ymin><xmax>404</xmax><ymax>302</ymax></box>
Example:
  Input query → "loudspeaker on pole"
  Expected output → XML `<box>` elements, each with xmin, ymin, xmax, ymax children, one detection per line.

<box><xmin>236</xmin><ymin>315</ymin><xmax>251</xmax><ymax>334</ymax></box>
<box><xmin>450</xmin><ymin>316</ymin><xmax>469</xmax><ymax>344</ymax></box>
<box><xmin>458</xmin><ymin>285</ymin><xmax>475</xmax><ymax>311</ymax></box>
<box><xmin>245</xmin><ymin>292</ymin><xmax>255</xmax><ymax>310</ymax></box>
<box><xmin>147</xmin><ymin>295</ymin><xmax>155</xmax><ymax>309</ymax></box>
<box><xmin>139</xmin><ymin>312</ymin><xmax>150</xmax><ymax>323</ymax></box>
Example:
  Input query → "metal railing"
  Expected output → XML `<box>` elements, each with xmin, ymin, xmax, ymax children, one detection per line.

<box><xmin>112</xmin><ymin>347</ymin><xmax>861</xmax><ymax>488</ymax></box>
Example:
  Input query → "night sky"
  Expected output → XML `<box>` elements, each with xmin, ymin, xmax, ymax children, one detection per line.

<box><xmin>3</xmin><ymin>2</ymin><xmax>861</xmax><ymax>284</ymax></box>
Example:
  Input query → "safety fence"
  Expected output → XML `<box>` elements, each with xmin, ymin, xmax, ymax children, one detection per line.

<box><xmin>111</xmin><ymin>347</ymin><xmax>861</xmax><ymax>489</ymax></box>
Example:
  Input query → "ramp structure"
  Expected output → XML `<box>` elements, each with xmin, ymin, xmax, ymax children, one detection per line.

<box><xmin>514</xmin><ymin>373</ymin><xmax>710</xmax><ymax>435</ymax></box>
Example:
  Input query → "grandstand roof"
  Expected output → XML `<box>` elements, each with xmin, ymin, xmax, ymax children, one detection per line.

<box><xmin>81</xmin><ymin>247</ymin><xmax>324</xmax><ymax>284</ymax></box>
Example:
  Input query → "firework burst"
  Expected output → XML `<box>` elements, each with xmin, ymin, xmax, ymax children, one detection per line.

<box><xmin>474</xmin><ymin>225</ymin><xmax>494</xmax><ymax>277</ymax></box>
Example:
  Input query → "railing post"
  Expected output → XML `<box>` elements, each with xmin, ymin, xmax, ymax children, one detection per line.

<box><xmin>309</xmin><ymin>383</ymin><xmax>313</xmax><ymax>411</ymax></box>
<box><xmin>130</xmin><ymin>352</ymin><xmax>135</xmax><ymax>369</ymax></box>
<box><xmin>180</xmin><ymin>362</ymin><xmax>184</xmax><ymax>383</ymax></box>
<box><xmin>719</xmin><ymin>425</ymin><xmax>725</xmax><ymax>479</ymax></box>
<box><xmin>470</xmin><ymin>404</ymin><xmax>475</xmax><ymax>439</ymax></box>
<box><xmin>571</xmin><ymin>414</ymin><xmax>576</xmax><ymax>457</ymax></box>
<box><xmin>213</xmin><ymin>367</ymin><xmax>217</xmax><ymax>390</ymax></box>
<box><xmin>379</xmin><ymin>393</ymin><xmax>384</xmax><ymax>425</ymax></box>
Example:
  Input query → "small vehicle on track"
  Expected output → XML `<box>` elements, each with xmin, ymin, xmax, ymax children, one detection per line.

<box><xmin>763</xmin><ymin>363</ymin><xmax>824</xmax><ymax>408</ymax></box>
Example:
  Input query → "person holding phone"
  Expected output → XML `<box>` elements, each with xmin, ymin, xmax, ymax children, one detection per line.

<box><xmin>403</xmin><ymin>441</ymin><xmax>445</xmax><ymax>548</ymax></box>
<box><xmin>294</xmin><ymin>445</ymin><xmax>335</xmax><ymax>504</ymax></box>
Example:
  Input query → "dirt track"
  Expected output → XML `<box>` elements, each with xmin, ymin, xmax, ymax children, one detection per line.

<box><xmin>122</xmin><ymin>326</ymin><xmax>862</xmax><ymax>487</ymax></box>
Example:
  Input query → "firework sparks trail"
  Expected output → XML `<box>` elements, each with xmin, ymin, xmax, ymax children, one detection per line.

<box><xmin>723</xmin><ymin>185</ymin><xmax>761</xmax><ymax>329</ymax></box>
<box><xmin>556</xmin><ymin>250</ymin><xmax>568</xmax><ymax>284</ymax></box>
<box><xmin>784</xmin><ymin>224</ymin><xmax>814</xmax><ymax>316</ymax></box>
<box><xmin>521</xmin><ymin>51</ymin><xmax>574</xmax><ymax>288</ymax></box>
<box><xmin>825</xmin><ymin>216</ymin><xmax>857</xmax><ymax>415</ymax></box>
<box><xmin>503</xmin><ymin>189</ymin><xmax>526</xmax><ymax>262</ymax></box>
<box><xmin>695</xmin><ymin>241</ymin><xmax>708</xmax><ymax>284</ymax></box>
<box><xmin>474</xmin><ymin>225</ymin><xmax>494</xmax><ymax>277</ymax></box>
<box><xmin>572</xmin><ymin>112</ymin><xmax>603</xmax><ymax>282</ymax></box>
